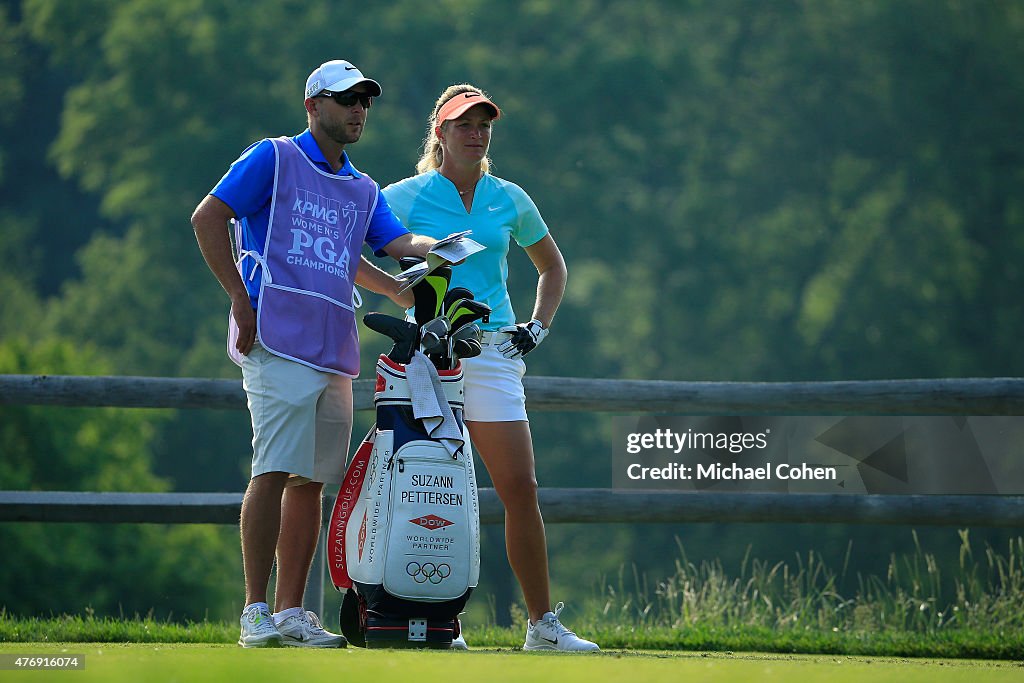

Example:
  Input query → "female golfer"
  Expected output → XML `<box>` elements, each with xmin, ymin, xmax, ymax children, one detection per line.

<box><xmin>382</xmin><ymin>84</ymin><xmax>598</xmax><ymax>652</ymax></box>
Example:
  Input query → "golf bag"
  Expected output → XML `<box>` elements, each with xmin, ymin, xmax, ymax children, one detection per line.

<box><xmin>328</xmin><ymin>263</ymin><xmax>489</xmax><ymax>648</ymax></box>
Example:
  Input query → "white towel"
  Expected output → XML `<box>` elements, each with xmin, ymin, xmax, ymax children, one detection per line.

<box><xmin>404</xmin><ymin>351</ymin><xmax>464</xmax><ymax>457</ymax></box>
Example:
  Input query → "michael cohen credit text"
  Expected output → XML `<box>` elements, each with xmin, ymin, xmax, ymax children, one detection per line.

<box><xmin>612</xmin><ymin>416</ymin><xmax>1024</xmax><ymax>495</ymax></box>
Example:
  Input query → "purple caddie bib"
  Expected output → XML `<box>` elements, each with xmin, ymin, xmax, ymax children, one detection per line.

<box><xmin>228</xmin><ymin>137</ymin><xmax>378</xmax><ymax>376</ymax></box>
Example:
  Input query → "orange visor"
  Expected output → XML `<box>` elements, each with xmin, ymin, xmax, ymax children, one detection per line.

<box><xmin>436</xmin><ymin>92</ymin><xmax>501</xmax><ymax>123</ymax></box>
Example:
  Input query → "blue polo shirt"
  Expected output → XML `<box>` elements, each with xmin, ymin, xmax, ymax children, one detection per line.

<box><xmin>210</xmin><ymin>129</ymin><xmax>407</xmax><ymax>307</ymax></box>
<box><xmin>383</xmin><ymin>170</ymin><xmax>549</xmax><ymax>329</ymax></box>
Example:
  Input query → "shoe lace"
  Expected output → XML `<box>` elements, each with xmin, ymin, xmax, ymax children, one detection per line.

<box><xmin>245</xmin><ymin>607</ymin><xmax>274</xmax><ymax>630</ymax></box>
<box><xmin>544</xmin><ymin>602</ymin><xmax>577</xmax><ymax>637</ymax></box>
<box><xmin>304</xmin><ymin>611</ymin><xmax>328</xmax><ymax>634</ymax></box>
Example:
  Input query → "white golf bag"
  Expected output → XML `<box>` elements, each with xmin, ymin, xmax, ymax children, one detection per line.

<box><xmin>328</xmin><ymin>353</ymin><xmax>480</xmax><ymax>648</ymax></box>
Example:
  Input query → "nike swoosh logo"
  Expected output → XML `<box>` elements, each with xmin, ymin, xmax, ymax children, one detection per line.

<box><xmin>488</xmin><ymin>206</ymin><xmax>501</xmax><ymax>211</ymax></box>
<box><xmin>345</xmin><ymin>66</ymin><xmax>357</xmax><ymax>71</ymax></box>
<box><xmin>464</xmin><ymin>93</ymin><xmax>480</xmax><ymax>98</ymax></box>
<box><xmin>540</xmin><ymin>636</ymin><xmax>558</xmax><ymax>645</ymax></box>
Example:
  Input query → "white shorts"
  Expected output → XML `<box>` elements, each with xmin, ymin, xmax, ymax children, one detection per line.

<box><xmin>241</xmin><ymin>343</ymin><xmax>352</xmax><ymax>485</ymax></box>
<box><xmin>461</xmin><ymin>337</ymin><xmax>528</xmax><ymax>422</ymax></box>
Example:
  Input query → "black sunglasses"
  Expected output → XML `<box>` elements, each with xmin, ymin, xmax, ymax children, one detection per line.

<box><xmin>318</xmin><ymin>90</ymin><xmax>373</xmax><ymax>108</ymax></box>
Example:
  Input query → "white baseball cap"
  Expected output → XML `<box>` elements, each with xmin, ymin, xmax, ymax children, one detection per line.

<box><xmin>304</xmin><ymin>60</ymin><xmax>382</xmax><ymax>100</ymax></box>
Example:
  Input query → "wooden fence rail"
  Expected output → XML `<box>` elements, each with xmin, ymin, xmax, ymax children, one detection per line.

<box><xmin>4</xmin><ymin>373</ymin><xmax>1024</xmax><ymax>614</ymax></box>
<box><xmin>2</xmin><ymin>490</ymin><xmax>1024</xmax><ymax>527</ymax></box>
<box><xmin>3</xmin><ymin>374</ymin><xmax>1024</xmax><ymax>414</ymax></box>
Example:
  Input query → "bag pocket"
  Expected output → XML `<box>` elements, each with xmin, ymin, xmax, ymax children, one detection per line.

<box><xmin>382</xmin><ymin>441</ymin><xmax>474</xmax><ymax>601</ymax></box>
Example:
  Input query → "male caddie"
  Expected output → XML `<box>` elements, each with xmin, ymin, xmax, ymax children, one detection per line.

<box><xmin>191</xmin><ymin>59</ymin><xmax>436</xmax><ymax>648</ymax></box>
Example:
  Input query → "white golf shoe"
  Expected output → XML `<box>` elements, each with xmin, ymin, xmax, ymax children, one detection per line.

<box><xmin>238</xmin><ymin>604</ymin><xmax>283</xmax><ymax>648</ymax></box>
<box><xmin>522</xmin><ymin>602</ymin><xmax>600</xmax><ymax>652</ymax></box>
<box><xmin>275</xmin><ymin>609</ymin><xmax>347</xmax><ymax>648</ymax></box>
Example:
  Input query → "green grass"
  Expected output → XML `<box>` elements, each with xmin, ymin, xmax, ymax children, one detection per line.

<box><xmin>566</xmin><ymin>530</ymin><xmax>1024</xmax><ymax>659</ymax></box>
<box><xmin>581</xmin><ymin>531</ymin><xmax>1024</xmax><ymax>634</ymax></box>
<box><xmin>3</xmin><ymin>531</ymin><xmax>1022</xmax><ymax>660</ymax></box>
<box><xmin>0</xmin><ymin>613</ymin><xmax>234</xmax><ymax>644</ymax></box>
<box><xmin>0</xmin><ymin>643</ymin><xmax>1021</xmax><ymax>683</ymax></box>
<box><xmin>2</xmin><ymin>615</ymin><xmax>1021</xmax><ymax>660</ymax></box>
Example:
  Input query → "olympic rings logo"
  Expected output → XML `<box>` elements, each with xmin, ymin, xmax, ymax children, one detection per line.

<box><xmin>406</xmin><ymin>561</ymin><xmax>452</xmax><ymax>584</ymax></box>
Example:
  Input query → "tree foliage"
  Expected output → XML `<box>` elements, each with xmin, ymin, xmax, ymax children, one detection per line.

<box><xmin>2</xmin><ymin>0</ymin><xmax>1022</xmax><ymax>621</ymax></box>
<box><xmin>0</xmin><ymin>339</ymin><xmax>238</xmax><ymax>619</ymax></box>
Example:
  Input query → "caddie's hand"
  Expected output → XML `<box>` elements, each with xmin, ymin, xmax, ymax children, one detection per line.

<box><xmin>389</xmin><ymin>276</ymin><xmax>415</xmax><ymax>309</ymax></box>
<box><xmin>231</xmin><ymin>296</ymin><xmax>256</xmax><ymax>356</ymax></box>
<box><xmin>497</xmin><ymin>319</ymin><xmax>549</xmax><ymax>359</ymax></box>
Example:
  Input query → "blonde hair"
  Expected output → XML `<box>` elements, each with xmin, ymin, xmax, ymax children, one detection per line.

<box><xmin>416</xmin><ymin>84</ymin><xmax>496</xmax><ymax>175</ymax></box>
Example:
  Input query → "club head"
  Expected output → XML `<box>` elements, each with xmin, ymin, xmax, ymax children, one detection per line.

<box><xmin>419</xmin><ymin>316</ymin><xmax>450</xmax><ymax>354</ymax></box>
<box><xmin>443</xmin><ymin>287</ymin><xmax>475</xmax><ymax>314</ymax></box>
<box><xmin>453</xmin><ymin>337</ymin><xmax>482</xmax><ymax>360</ymax></box>
<box><xmin>451</xmin><ymin>323</ymin><xmax>481</xmax><ymax>344</ymax></box>
<box><xmin>363</xmin><ymin>312</ymin><xmax>419</xmax><ymax>364</ymax></box>
<box><xmin>411</xmin><ymin>266</ymin><xmax>452</xmax><ymax>327</ymax></box>
<box><xmin>447</xmin><ymin>299</ymin><xmax>491</xmax><ymax>333</ymax></box>
<box><xmin>430</xmin><ymin>320</ymin><xmax>481</xmax><ymax>371</ymax></box>
<box><xmin>448</xmin><ymin>323</ymin><xmax>482</xmax><ymax>366</ymax></box>
<box><xmin>428</xmin><ymin>336</ymin><xmax>457</xmax><ymax>371</ymax></box>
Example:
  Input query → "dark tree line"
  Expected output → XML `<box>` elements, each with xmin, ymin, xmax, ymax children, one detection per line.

<box><xmin>2</xmin><ymin>0</ymin><xmax>1021</xmax><ymax>621</ymax></box>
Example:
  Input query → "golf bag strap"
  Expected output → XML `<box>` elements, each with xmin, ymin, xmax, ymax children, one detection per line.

<box><xmin>328</xmin><ymin>426</ymin><xmax>377</xmax><ymax>589</ymax></box>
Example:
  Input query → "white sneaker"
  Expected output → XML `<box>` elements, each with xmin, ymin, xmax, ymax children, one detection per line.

<box><xmin>238</xmin><ymin>604</ymin><xmax>283</xmax><ymax>648</ymax></box>
<box><xmin>450</xmin><ymin>633</ymin><xmax>469</xmax><ymax>650</ymax></box>
<box><xmin>275</xmin><ymin>610</ymin><xmax>347</xmax><ymax>648</ymax></box>
<box><xmin>523</xmin><ymin>602</ymin><xmax>600</xmax><ymax>652</ymax></box>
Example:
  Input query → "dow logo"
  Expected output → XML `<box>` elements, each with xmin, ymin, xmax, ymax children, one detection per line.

<box><xmin>357</xmin><ymin>511</ymin><xmax>368</xmax><ymax>560</ymax></box>
<box><xmin>409</xmin><ymin>514</ymin><xmax>454</xmax><ymax>530</ymax></box>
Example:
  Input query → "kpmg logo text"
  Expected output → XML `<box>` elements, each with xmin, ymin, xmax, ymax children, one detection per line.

<box><xmin>286</xmin><ymin>187</ymin><xmax>361</xmax><ymax>279</ymax></box>
<box><xmin>293</xmin><ymin>189</ymin><xmax>340</xmax><ymax>225</ymax></box>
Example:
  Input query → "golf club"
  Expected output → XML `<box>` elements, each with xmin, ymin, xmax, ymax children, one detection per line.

<box><xmin>363</xmin><ymin>312</ymin><xmax>419</xmax><ymax>364</ymax></box>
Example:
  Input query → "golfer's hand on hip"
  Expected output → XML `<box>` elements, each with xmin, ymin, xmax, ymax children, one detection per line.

<box><xmin>497</xmin><ymin>319</ymin><xmax>548</xmax><ymax>359</ymax></box>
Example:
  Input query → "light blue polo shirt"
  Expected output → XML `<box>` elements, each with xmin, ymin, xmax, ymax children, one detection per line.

<box><xmin>382</xmin><ymin>170</ymin><xmax>549</xmax><ymax>329</ymax></box>
<box><xmin>210</xmin><ymin>129</ymin><xmax>408</xmax><ymax>307</ymax></box>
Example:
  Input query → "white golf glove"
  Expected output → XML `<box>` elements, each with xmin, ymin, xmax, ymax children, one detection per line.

<box><xmin>497</xmin><ymin>319</ymin><xmax>549</xmax><ymax>359</ymax></box>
